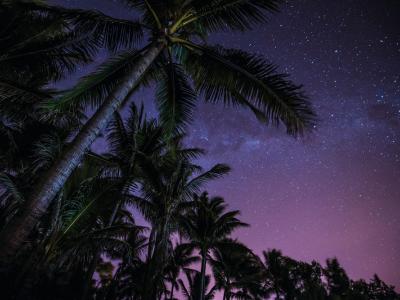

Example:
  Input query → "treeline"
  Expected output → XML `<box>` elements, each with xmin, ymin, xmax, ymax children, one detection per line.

<box><xmin>1</xmin><ymin>103</ymin><xmax>398</xmax><ymax>299</ymax></box>
<box><xmin>0</xmin><ymin>0</ymin><xmax>397</xmax><ymax>299</ymax></box>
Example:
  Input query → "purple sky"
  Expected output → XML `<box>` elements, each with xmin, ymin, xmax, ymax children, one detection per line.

<box><xmin>56</xmin><ymin>0</ymin><xmax>400</xmax><ymax>289</ymax></box>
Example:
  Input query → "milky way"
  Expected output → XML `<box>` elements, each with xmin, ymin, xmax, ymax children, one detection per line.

<box><xmin>54</xmin><ymin>0</ymin><xmax>400</xmax><ymax>288</ymax></box>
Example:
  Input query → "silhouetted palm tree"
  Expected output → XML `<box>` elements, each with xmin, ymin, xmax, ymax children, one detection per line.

<box><xmin>178</xmin><ymin>269</ymin><xmax>216</xmax><ymax>300</ymax></box>
<box><xmin>210</xmin><ymin>242</ymin><xmax>266</xmax><ymax>300</ymax></box>
<box><xmin>0</xmin><ymin>0</ymin><xmax>317</xmax><ymax>258</ymax></box>
<box><xmin>99</xmin><ymin>227</ymin><xmax>148</xmax><ymax>300</ymax></box>
<box><xmin>135</xmin><ymin>157</ymin><xmax>230</xmax><ymax>299</ymax></box>
<box><xmin>78</xmin><ymin>102</ymin><xmax>166</xmax><ymax>297</ymax></box>
<box><xmin>261</xmin><ymin>249</ymin><xmax>298</xmax><ymax>300</ymax></box>
<box><xmin>164</xmin><ymin>243</ymin><xmax>200</xmax><ymax>300</ymax></box>
<box><xmin>180</xmin><ymin>192</ymin><xmax>248</xmax><ymax>300</ymax></box>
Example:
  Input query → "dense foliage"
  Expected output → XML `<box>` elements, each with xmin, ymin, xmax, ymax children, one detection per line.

<box><xmin>1</xmin><ymin>101</ymin><xmax>397</xmax><ymax>299</ymax></box>
<box><xmin>0</xmin><ymin>0</ymin><xmax>398</xmax><ymax>299</ymax></box>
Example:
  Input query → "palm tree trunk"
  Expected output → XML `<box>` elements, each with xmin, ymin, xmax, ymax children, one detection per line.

<box><xmin>199</xmin><ymin>249</ymin><xmax>207</xmax><ymax>300</ymax></box>
<box><xmin>0</xmin><ymin>42</ymin><xmax>165</xmax><ymax>262</ymax></box>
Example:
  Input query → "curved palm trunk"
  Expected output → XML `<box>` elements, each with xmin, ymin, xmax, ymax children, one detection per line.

<box><xmin>199</xmin><ymin>249</ymin><xmax>207</xmax><ymax>300</ymax></box>
<box><xmin>0</xmin><ymin>42</ymin><xmax>165</xmax><ymax>262</ymax></box>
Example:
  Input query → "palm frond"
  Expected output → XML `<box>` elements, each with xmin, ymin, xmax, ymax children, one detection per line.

<box><xmin>8</xmin><ymin>1</ymin><xmax>144</xmax><ymax>52</ymax></box>
<box><xmin>1</xmin><ymin>30</ymin><xmax>99</xmax><ymax>81</ymax></box>
<box><xmin>185</xmin><ymin>164</ymin><xmax>231</xmax><ymax>194</ymax></box>
<box><xmin>30</xmin><ymin>132</ymin><xmax>65</xmax><ymax>174</ymax></box>
<box><xmin>118</xmin><ymin>0</ymin><xmax>165</xmax><ymax>28</ymax></box>
<box><xmin>181</xmin><ymin>43</ymin><xmax>316</xmax><ymax>135</ymax></box>
<box><xmin>0</xmin><ymin>79</ymin><xmax>51</xmax><ymax>103</ymax></box>
<box><xmin>0</xmin><ymin>172</ymin><xmax>24</xmax><ymax>204</ymax></box>
<box><xmin>44</xmin><ymin>48</ymin><xmax>148</xmax><ymax>112</ymax></box>
<box><xmin>156</xmin><ymin>61</ymin><xmax>196</xmax><ymax>137</ymax></box>
<box><xmin>60</xmin><ymin>7</ymin><xmax>144</xmax><ymax>52</ymax></box>
<box><xmin>107</xmin><ymin>112</ymin><xmax>130</xmax><ymax>160</ymax></box>
<box><xmin>178</xmin><ymin>0</ymin><xmax>281</xmax><ymax>33</ymax></box>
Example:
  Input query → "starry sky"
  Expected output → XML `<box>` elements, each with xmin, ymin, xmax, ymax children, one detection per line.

<box><xmin>54</xmin><ymin>0</ymin><xmax>400</xmax><ymax>289</ymax></box>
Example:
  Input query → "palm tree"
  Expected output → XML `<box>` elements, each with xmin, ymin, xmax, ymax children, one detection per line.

<box><xmin>78</xmin><ymin>102</ymin><xmax>166</xmax><ymax>297</ymax></box>
<box><xmin>179</xmin><ymin>192</ymin><xmax>248</xmax><ymax>300</ymax></box>
<box><xmin>178</xmin><ymin>269</ymin><xmax>216</xmax><ymax>300</ymax></box>
<box><xmin>0</xmin><ymin>0</ymin><xmax>316</xmax><ymax>259</ymax></box>
<box><xmin>99</xmin><ymin>227</ymin><xmax>148</xmax><ymax>300</ymax></box>
<box><xmin>210</xmin><ymin>242</ymin><xmax>266</xmax><ymax>300</ymax></box>
<box><xmin>164</xmin><ymin>243</ymin><xmax>200</xmax><ymax>300</ymax></box>
<box><xmin>134</xmin><ymin>154</ymin><xmax>230</xmax><ymax>299</ymax></box>
<box><xmin>260</xmin><ymin>249</ymin><xmax>290</xmax><ymax>300</ymax></box>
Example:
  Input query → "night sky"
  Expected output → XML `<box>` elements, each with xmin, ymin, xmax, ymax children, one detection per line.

<box><xmin>55</xmin><ymin>0</ymin><xmax>400</xmax><ymax>289</ymax></box>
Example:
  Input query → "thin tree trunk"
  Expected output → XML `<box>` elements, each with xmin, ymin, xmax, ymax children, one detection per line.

<box><xmin>147</xmin><ymin>227</ymin><xmax>156</xmax><ymax>261</ymax></box>
<box><xmin>0</xmin><ymin>42</ymin><xmax>165</xmax><ymax>262</ymax></box>
<box><xmin>199</xmin><ymin>249</ymin><xmax>207</xmax><ymax>300</ymax></box>
<box><xmin>223</xmin><ymin>283</ymin><xmax>230</xmax><ymax>300</ymax></box>
<box><xmin>170</xmin><ymin>283</ymin><xmax>175</xmax><ymax>300</ymax></box>
<box><xmin>144</xmin><ymin>222</ymin><xmax>166</xmax><ymax>300</ymax></box>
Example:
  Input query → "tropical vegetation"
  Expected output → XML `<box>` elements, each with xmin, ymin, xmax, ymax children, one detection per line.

<box><xmin>0</xmin><ymin>0</ymin><xmax>398</xmax><ymax>299</ymax></box>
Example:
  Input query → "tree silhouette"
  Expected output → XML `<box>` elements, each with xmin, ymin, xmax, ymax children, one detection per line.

<box><xmin>179</xmin><ymin>192</ymin><xmax>248</xmax><ymax>300</ymax></box>
<box><xmin>210</xmin><ymin>242</ymin><xmax>266</xmax><ymax>300</ymax></box>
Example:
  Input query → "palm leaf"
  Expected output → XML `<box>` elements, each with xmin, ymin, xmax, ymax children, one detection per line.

<box><xmin>9</xmin><ymin>1</ymin><xmax>144</xmax><ymax>52</ymax></box>
<box><xmin>185</xmin><ymin>164</ymin><xmax>231</xmax><ymax>194</ymax></box>
<box><xmin>177</xmin><ymin>0</ymin><xmax>281</xmax><ymax>33</ymax></box>
<box><xmin>180</xmin><ymin>43</ymin><xmax>316</xmax><ymax>135</ymax></box>
<box><xmin>44</xmin><ymin>48</ymin><xmax>148</xmax><ymax>112</ymax></box>
<box><xmin>156</xmin><ymin>60</ymin><xmax>197</xmax><ymax>136</ymax></box>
